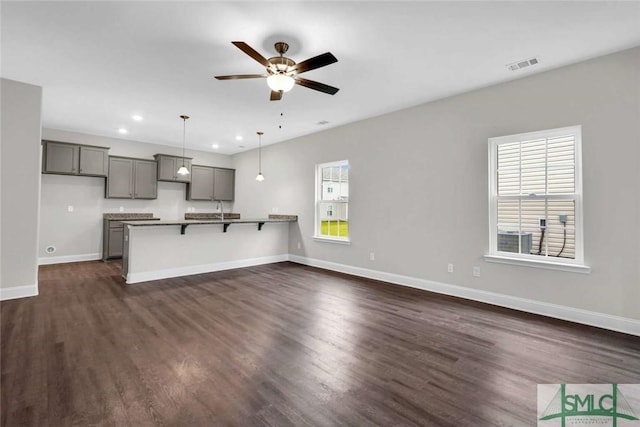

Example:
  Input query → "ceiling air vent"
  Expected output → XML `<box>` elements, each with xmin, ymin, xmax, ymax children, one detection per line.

<box><xmin>507</xmin><ymin>57</ymin><xmax>540</xmax><ymax>71</ymax></box>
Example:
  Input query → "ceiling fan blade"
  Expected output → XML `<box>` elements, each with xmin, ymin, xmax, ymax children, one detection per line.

<box><xmin>293</xmin><ymin>52</ymin><xmax>338</xmax><ymax>74</ymax></box>
<box><xmin>231</xmin><ymin>41</ymin><xmax>270</xmax><ymax>68</ymax></box>
<box><xmin>215</xmin><ymin>74</ymin><xmax>266</xmax><ymax>80</ymax></box>
<box><xmin>295</xmin><ymin>77</ymin><xmax>339</xmax><ymax>95</ymax></box>
<box><xmin>270</xmin><ymin>90</ymin><xmax>283</xmax><ymax>101</ymax></box>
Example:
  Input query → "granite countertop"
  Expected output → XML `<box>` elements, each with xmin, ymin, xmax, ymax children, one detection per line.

<box><xmin>185</xmin><ymin>213</ymin><xmax>241</xmax><ymax>220</ymax></box>
<box><xmin>103</xmin><ymin>213</ymin><xmax>159</xmax><ymax>220</ymax></box>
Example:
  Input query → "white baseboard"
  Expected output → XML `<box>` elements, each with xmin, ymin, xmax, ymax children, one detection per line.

<box><xmin>289</xmin><ymin>255</ymin><xmax>640</xmax><ymax>337</ymax></box>
<box><xmin>0</xmin><ymin>284</ymin><xmax>38</xmax><ymax>301</ymax></box>
<box><xmin>126</xmin><ymin>254</ymin><xmax>290</xmax><ymax>284</ymax></box>
<box><xmin>38</xmin><ymin>253</ymin><xmax>101</xmax><ymax>265</ymax></box>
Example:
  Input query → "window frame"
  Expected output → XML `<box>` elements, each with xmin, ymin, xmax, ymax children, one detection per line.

<box><xmin>314</xmin><ymin>159</ymin><xmax>350</xmax><ymax>244</ymax></box>
<box><xmin>486</xmin><ymin>125</ymin><xmax>589</xmax><ymax>273</ymax></box>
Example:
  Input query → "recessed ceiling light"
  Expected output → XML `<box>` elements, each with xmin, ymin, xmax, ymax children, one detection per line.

<box><xmin>212</xmin><ymin>143</ymin><xmax>219</xmax><ymax>149</ymax></box>
<box><xmin>131</xmin><ymin>115</ymin><xmax>143</xmax><ymax>121</ymax></box>
<box><xmin>118</xmin><ymin>128</ymin><xmax>128</xmax><ymax>134</ymax></box>
<box><xmin>235</xmin><ymin>135</ymin><xmax>243</xmax><ymax>141</ymax></box>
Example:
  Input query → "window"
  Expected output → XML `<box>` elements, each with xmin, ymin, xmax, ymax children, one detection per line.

<box><xmin>315</xmin><ymin>160</ymin><xmax>349</xmax><ymax>242</ymax></box>
<box><xmin>488</xmin><ymin>126</ymin><xmax>586</xmax><ymax>270</ymax></box>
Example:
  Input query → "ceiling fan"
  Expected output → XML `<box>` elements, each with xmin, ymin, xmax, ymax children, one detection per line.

<box><xmin>214</xmin><ymin>41</ymin><xmax>339</xmax><ymax>101</ymax></box>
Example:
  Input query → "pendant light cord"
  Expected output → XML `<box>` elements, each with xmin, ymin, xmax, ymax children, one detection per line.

<box><xmin>179</xmin><ymin>115</ymin><xmax>189</xmax><ymax>167</ymax></box>
<box><xmin>258</xmin><ymin>133</ymin><xmax>262</xmax><ymax>173</ymax></box>
<box><xmin>257</xmin><ymin>131</ymin><xmax>263</xmax><ymax>173</ymax></box>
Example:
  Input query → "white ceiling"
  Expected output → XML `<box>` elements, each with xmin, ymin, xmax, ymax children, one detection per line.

<box><xmin>3</xmin><ymin>1</ymin><xmax>640</xmax><ymax>154</ymax></box>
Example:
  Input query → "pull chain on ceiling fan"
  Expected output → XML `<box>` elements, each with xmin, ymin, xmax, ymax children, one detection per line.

<box><xmin>214</xmin><ymin>41</ymin><xmax>339</xmax><ymax>101</ymax></box>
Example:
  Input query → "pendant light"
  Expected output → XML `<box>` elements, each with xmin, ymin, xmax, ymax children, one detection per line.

<box><xmin>256</xmin><ymin>131</ymin><xmax>264</xmax><ymax>182</ymax></box>
<box><xmin>177</xmin><ymin>115</ymin><xmax>190</xmax><ymax>176</ymax></box>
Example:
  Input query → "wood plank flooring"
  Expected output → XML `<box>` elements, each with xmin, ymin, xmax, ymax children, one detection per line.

<box><xmin>1</xmin><ymin>261</ymin><xmax>639</xmax><ymax>426</ymax></box>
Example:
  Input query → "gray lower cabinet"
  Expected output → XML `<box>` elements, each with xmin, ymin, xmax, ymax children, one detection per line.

<box><xmin>42</xmin><ymin>141</ymin><xmax>109</xmax><ymax>176</ymax></box>
<box><xmin>103</xmin><ymin>220</ymin><xmax>124</xmax><ymax>260</ymax></box>
<box><xmin>106</xmin><ymin>156</ymin><xmax>157</xmax><ymax>199</ymax></box>
<box><xmin>187</xmin><ymin>166</ymin><xmax>235</xmax><ymax>201</ymax></box>
<box><xmin>155</xmin><ymin>154</ymin><xmax>192</xmax><ymax>183</ymax></box>
<box><xmin>213</xmin><ymin>167</ymin><xmax>235</xmax><ymax>201</ymax></box>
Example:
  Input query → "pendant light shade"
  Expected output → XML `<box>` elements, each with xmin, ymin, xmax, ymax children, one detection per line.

<box><xmin>177</xmin><ymin>115</ymin><xmax>190</xmax><ymax>176</ymax></box>
<box><xmin>256</xmin><ymin>131</ymin><xmax>264</xmax><ymax>182</ymax></box>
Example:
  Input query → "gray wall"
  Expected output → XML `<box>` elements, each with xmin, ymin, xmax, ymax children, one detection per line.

<box><xmin>39</xmin><ymin>129</ymin><xmax>233</xmax><ymax>262</ymax></box>
<box><xmin>232</xmin><ymin>47</ymin><xmax>640</xmax><ymax>321</ymax></box>
<box><xmin>1</xmin><ymin>79</ymin><xmax>42</xmax><ymax>295</ymax></box>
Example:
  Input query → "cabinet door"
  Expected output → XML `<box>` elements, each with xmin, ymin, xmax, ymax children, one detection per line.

<box><xmin>108</xmin><ymin>227</ymin><xmax>124</xmax><ymax>258</ymax></box>
<box><xmin>188</xmin><ymin>165</ymin><xmax>214</xmax><ymax>200</ymax></box>
<box><xmin>174</xmin><ymin>158</ymin><xmax>192</xmax><ymax>183</ymax></box>
<box><xmin>213</xmin><ymin>168</ymin><xmax>235</xmax><ymax>201</ymax></box>
<box><xmin>157</xmin><ymin>156</ymin><xmax>177</xmax><ymax>181</ymax></box>
<box><xmin>134</xmin><ymin>160</ymin><xmax>158</xmax><ymax>199</ymax></box>
<box><xmin>106</xmin><ymin>157</ymin><xmax>134</xmax><ymax>198</ymax></box>
<box><xmin>43</xmin><ymin>142</ymin><xmax>79</xmax><ymax>174</ymax></box>
<box><xmin>79</xmin><ymin>146</ymin><xmax>108</xmax><ymax>176</ymax></box>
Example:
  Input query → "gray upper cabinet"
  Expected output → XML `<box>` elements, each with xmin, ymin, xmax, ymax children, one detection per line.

<box><xmin>106</xmin><ymin>156</ymin><xmax>158</xmax><ymax>199</ymax></box>
<box><xmin>187</xmin><ymin>165</ymin><xmax>215</xmax><ymax>201</ymax></box>
<box><xmin>154</xmin><ymin>154</ymin><xmax>192</xmax><ymax>183</ymax></box>
<box><xmin>187</xmin><ymin>166</ymin><xmax>235</xmax><ymax>201</ymax></box>
<box><xmin>213</xmin><ymin>168</ymin><xmax>235</xmax><ymax>201</ymax></box>
<box><xmin>106</xmin><ymin>157</ymin><xmax>134</xmax><ymax>198</ymax></box>
<box><xmin>133</xmin><ymin>159</ymin><xmax>157</xmax><ymax>199</ymax></box>
<box><xmin>42</xmin><ymin>140</ymin><xmax>108</xmax><ymax>177</ymax></box>
<box><xmin>79</xmin><ymin>145</ymin><xmax>109</xmax><ymax>176</ymax></box>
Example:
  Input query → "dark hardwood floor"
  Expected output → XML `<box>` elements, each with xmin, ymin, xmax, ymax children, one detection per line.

<box><xmin>1</xmin><ymin>261</ymin><xmax>639</xmax><ymax>426</ymax></box>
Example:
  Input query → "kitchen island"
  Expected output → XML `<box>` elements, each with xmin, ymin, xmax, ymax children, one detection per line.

<box><xmin>121</xmin><ymin>215</ymin><xmax>297</xmax><ymax>284</ymax></box>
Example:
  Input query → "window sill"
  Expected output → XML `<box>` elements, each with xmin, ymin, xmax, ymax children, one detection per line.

<box><xmin>484</xmin><ymin>254</ymin><xmax>591</xmax><ymax>274</ymax></box>
<box><xmin>313</xmin><ymin>236</ymin><xmax>351</xmax><ymax>245</ymax></box>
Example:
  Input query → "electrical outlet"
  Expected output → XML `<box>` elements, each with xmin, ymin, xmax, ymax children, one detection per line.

<box><xmin>447</xmin><ymin>263</ymin><xmax>454</xmax><ymax>273</ymax></box>
<box><xmin>119</xmin><ymin>206</ymin><xmax>124</xmax><ymax>212</ymax></box>
<box><xmin>473</xmin><ymin>266</ymin><xmax>481</xmax><ymax>277</ymax></box>
<box><xmin>297</xmin><ymin>242</ymin><xmax>301</xmax><ymax>250</ymax></box>
<box><xmin>271</xmin><ymin>207</ymin><xmax>279</xmax><ymax>213</ymax></box>
<box><xmin>369</xmin><ymin>252</ymin><xmax>375</xmax><ymax>261</ymax></box>
<box><xmin>67</xmin><ymin>205</ymin><xmax>74</xmax><ymax>212</ymax></box>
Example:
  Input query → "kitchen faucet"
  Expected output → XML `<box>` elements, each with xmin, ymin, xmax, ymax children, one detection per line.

<box><xmin>216</xmin><ymin>200</ymin><xmax>224</xmax><ymax>221</ymax></box>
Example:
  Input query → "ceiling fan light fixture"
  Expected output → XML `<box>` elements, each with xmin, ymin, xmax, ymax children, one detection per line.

<box><xmin>267</xmin><ymin>74</ymin><xmax>295</xmax><ymax>93</ymax></box>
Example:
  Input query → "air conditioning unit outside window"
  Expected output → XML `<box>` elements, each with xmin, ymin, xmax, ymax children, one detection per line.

<box><xmin>498</xmin><ymin>231</ymin><xmax>532</xmax><ymax>254</ymax></box>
